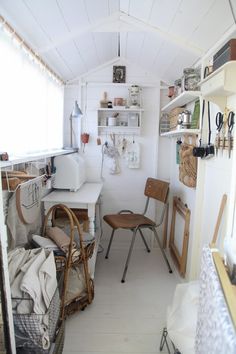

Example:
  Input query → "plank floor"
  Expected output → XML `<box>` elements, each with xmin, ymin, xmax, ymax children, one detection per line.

<box><xmin>63</xmin><ymin>246</ymin><xmax>178</xmax><ymax>354</ymax></box>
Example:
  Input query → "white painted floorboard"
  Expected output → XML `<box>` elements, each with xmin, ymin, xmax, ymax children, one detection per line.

<box><xmin>63</xmin><ymin>247</ymin><xmax>179</xmax><ymax>354</ymax></box>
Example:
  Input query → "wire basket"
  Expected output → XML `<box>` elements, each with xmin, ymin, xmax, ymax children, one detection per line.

<box><xmin>13</xmin><ymin>288</ymin><xmax>61</xmax><ymax>354</ymax></box>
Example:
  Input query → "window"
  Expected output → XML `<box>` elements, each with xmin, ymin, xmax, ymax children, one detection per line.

<box><xmin>0</xmin><ymin>29</ymin><xmax>64</xmax><ymax>155</ymax></box>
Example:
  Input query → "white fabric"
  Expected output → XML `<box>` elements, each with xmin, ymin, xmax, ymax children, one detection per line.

<box><xmin>39</xmin><ymin>251</ymin><xmax>57</xmax><ymax>309</ymax></box>
<box><xmin>20</xmin><ymin>249</ymin><xmax>47</xmax><ymax>314</ymax></box>
<box><xmin>195</xmin><ymin>245</ymin><xmax>236</xmax><ymax>354</ymax></box>
<box><xmin>32</xmin><ymin>234</ymin><xmax>60</xmax><ymax>251</ymax></box>
<box><xmin>167</xmin><ymin>281</ymin><xmax>199</xmax><ymax>354</ymax></box>
<box><xmin>7</xmin><ymin>192</ymin><xmax>42</xmax><ymax>250</ymax></box>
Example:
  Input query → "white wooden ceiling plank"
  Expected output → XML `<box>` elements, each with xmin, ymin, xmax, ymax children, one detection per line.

<box><xmin>126</xmin><ymin>32</ymin><xmax>145</xmax><ymax>62</ymax></box>
<box><xmin>93</xmin><ymin>33</ymin><xmax>117</xmax><ymax>62</ymax></box>
<box><xmin>128</xmin><ymin>0</ymin><xmax>154</xmax><ymax>22</ymax></box>
<box><xmin>43</xmin><ymin>49</ymin><xmax>75</xmax><ymax>81</ymax></box>
<box><xmin>120</xmin><ymin>0</ymin><xmax>130</xmax><ymax>14</ymax></box>
<box><xmin>56</xmin><ymin>41</ymin><xmax>87</xmax><ymax>75</ymax></box>
<box><xmin>119</xmin><ymin>32</ymin><xmax>128</xmax><ymax>58</ymax></box>
<box><xmin>190</xmin><ymin>0</ymin><xmax>234</xmax><ymax>51</ymax></box>
<box><xmin>149</xmin><ymin>0</ymin><xmax>182</xmax><ymax>31</ymax></box>
<box><xmin>138</xmin><ymin>33</ymin><xmax>163</xmax><ymax>68</ymax></box>
<box><xmin>74</xmin><ymin>33</ymin><xmax>100</xmax><ymax>71</ymax></box>
<box><xmin>56</xmin><ymin>0</ymin><xmax>90</xmax><ymax>32</ymax></box>
<box><xmin>162</xmin><ymin>50</ymin><xmax>199</xmax><ymax>84</ymax></box>
<box><xmin>74</xmin><ymin>32</ymin><xmax>98</xmax><ymax>57</ymax></box>
<box><xmin>108</xmin><ymin>0</ymin><xmax>120</xmax><ymax>14</ymax></box>
<box><xmin>152</xmin><ymin>42</ymin><xmax>180</xmax><ymax>78</ymax></box>
<box><xmin>0</xmin><ymin>0</ymin><xmax>51</xmax><ymax>49</ymax></box>
<box><xmin>23</xmin><ymin>0</ymin><xmax>69</xmax><ymax>41</ymax></box>
<box><xmin>169</xmin><ymin>0</ymin><xmax>215</xmax><ymax>40</ymax></box>
<box><xmin>84</xmin><ymin>0</ymin><xmax>110</xmax><ymax>23</ymax></box>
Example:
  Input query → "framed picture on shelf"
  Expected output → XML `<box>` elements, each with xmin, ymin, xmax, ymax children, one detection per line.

<box><xmin>113</xmin><ymin>66</ymin><xmax>126</xmax><ymax>83</ymax></box>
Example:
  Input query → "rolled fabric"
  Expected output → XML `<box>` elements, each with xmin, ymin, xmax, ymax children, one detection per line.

<box><xmin>46</xmin><ymin>226</ymin><xmax>76</xmax><ymax>253</ymax></box>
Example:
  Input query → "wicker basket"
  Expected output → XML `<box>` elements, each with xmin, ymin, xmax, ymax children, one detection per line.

<box><xmin>169</xmin><ymin>107</ymin><xmax>185</xmax><ymax>130</ymax></box>
<box><xmin>42</xmin><ymin>204</ymin><xmax>94</xmax><ymax>320</ymax></box>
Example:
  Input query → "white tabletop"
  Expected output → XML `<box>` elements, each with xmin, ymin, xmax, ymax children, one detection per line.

<box><xmin>42</xmin><ymin>182</ymin><xmax>103</xmax><ymax>204</ymax></box>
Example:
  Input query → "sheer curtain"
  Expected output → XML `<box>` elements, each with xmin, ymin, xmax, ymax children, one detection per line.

<box><xmin>0</xmin><ymin>29</ymin><xmax>64</xmax><ymax>155</ymax></box>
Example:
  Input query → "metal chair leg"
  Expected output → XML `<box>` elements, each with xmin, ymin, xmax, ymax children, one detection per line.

<box><xmin>105</xmin><ymin>229</ymin><xmax>115</xmax><ymax>259</ymax></box>
<box><xmin>121</xmin><ymin>229</ymin><xmax>137</xmax><ymax>283</ymax></box>
<box><xmin>139</xmin><ymin>228</ymin><xmax>151</xmax><ymax>252</ymax></box>
<box><xmin>153</xmin><ymin>228</ymin><xmax>173</xmax><ymax>273</ymax></box>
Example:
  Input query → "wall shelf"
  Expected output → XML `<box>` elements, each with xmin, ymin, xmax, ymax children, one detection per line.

<box><xmin>98</xmin><ymin>107</ymin><xmax>144</xmax><ymax>112</ymax></box>
<box><xmin>161</xmin><ymin>91</ymin><xmax>201</xmax><ymax>113</ymax></box>
<box><xmin>160</xmin><ymin>129</ymin><xmax>200</xmax><ymax>137</ymax></box>
<box><xmin>200</xmin><ymin>61</ymin><xmax>236</xmax><ymax>110</ymax></box>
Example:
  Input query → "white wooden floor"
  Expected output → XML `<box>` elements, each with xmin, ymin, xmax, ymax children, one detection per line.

<box><xmin>63</xmin><ymin>246</ymin><xmax>178</xmax><ymax>354</ymax></box>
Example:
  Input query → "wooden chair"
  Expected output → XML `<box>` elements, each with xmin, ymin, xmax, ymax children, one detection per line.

<box><xmin>103</xmin><ymin>178</ymin><xmax>173</xmax><ymax>282</ymax></box>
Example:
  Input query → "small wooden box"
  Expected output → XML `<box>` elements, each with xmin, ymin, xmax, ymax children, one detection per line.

<box><xmin>213</xmin><ymin>39</ymin><xmax>236</xmax><ymax>71</ymax></box>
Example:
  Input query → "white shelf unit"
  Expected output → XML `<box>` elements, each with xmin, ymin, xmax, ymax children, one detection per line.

<box><xmin>161</xmin><ymin>91</ymin><xmax>201</xmax><ymax>113</ymax></box>
<box><xmin>160</xmin><ymin>129</ymin><xmax>200</xmax><ymax>137</ymax></box>
<box><xmin>200</xmin><ymin>61</ymin><xmax>236</xmax><ymax>110</ymax></box>
<box><xmin>97</xmin><ymin>107</ymin><xmax>144</xmax><ymax>135</ymax></box>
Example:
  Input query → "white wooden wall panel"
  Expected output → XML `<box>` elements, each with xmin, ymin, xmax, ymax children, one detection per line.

<box><xmin>128</xmin><ymin>0</ymin><xmax>154</xmax><ymax>22</ymax></box>
<box><xmin>190</xmin><ymin>0</ymin><xmax>234</xmax><ymax>50</ymax></box>
<box><xmin>56</xmin><ymin>0</ymin><xmax>90</xmax><ymax>31</ymax></box>
<box><xmin>149</xmin><ymin>0</ymin><xmax>182</xmax><ymax>30</ymax></box>
<box><xmin>24</xmin><ymin>0</ymin><xmax>69</xmax><ymax>41</ymax></box>
<box><xmin>0</xmin><ymin>1</ymin><xmax>51</xmax><ymax>49</ymax></box>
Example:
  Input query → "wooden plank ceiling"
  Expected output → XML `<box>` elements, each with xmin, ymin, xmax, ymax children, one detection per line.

<box><xmin>0</xmin><ymin>0</ymin><xmax>235</xmax><ymax>84</ymax></box>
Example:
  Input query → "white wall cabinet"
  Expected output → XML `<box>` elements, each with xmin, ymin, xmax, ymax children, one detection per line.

<box><xmin>97</xmin><ymin>107</ymin><xmax>144</xmax><ymax>135</ymax></box>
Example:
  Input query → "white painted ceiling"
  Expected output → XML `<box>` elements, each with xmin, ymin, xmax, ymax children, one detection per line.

<box><xmin>0</xmin><ymin>0</ymin><xmax>235</xmax><ymax>84</ymax></box>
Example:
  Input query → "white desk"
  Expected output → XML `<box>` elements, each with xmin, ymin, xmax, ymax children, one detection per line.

<box><xmin>42</xmin><ymin>182</ymin><xmax>103</xmax><ymax>277</ymax></box>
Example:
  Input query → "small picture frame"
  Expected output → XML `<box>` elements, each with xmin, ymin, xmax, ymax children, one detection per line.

<box><xmin>113</xmin><ymin>66</ymin><xmax>126</xmax><ymax>83</ymax></box>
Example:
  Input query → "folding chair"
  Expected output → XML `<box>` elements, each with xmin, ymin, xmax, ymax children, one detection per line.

<box><xmin>103</xmin><ymin>178</ymin><xmax>173</xmax><ymax>282</ymax></box>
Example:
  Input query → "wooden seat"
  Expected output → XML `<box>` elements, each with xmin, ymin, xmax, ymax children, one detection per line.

<box><xmin>103</xmin><ymin>178</ymin><xmax>173</xmax><ymax>282</ymax></box>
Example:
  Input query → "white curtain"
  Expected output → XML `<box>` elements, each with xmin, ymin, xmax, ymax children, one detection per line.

<box><xmin>0</xmin><ymin>29</ymin><xmax>64</xmax><ymax>155</ymax></box>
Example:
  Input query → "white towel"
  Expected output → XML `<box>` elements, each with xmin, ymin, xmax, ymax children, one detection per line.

<box><xmin>39</xmin><ymin>251</ymin><xmax>57</xmax><ymax>309</ymax></box>
<box><xmin>20</xmin><ymin>249</ymin><xmax>47</xmax><ymax>314</ymax></box>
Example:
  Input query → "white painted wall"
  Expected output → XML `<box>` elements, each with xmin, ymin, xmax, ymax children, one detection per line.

<box><xmin>64</xmin><ymin>61</ymin><xmax>163</xmax><ymax>249</ymax></box>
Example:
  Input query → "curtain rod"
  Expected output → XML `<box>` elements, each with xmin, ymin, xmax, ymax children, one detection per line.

<box><xmin>0</xmin><ymin>14</ymin><xmax>65</xmax><ymax>85</ymax></box>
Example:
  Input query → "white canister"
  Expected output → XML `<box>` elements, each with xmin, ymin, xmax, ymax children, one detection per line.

<box><xmin>108</xmin><ymin>117</ymin><xmax>117</xmax><ymax>126</ymax></box>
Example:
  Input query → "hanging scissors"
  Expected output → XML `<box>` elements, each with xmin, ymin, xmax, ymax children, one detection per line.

<box><xmin>215</xmin><ymin>112</ymin><xmax>223</xmax><ymax>156</ymax></box>
<box><xmin>227</xmin><ymin>111</ymin><xmax>235</xmax><ymax>158</ymax></box>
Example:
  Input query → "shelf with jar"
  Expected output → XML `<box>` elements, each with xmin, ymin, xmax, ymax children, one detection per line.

<box><xmin>162</xmin><ymin>67</ymin><xmax>201</xmax><ymax>113</ymax></box>
<box><xmin>97</xmin><ymin>107</ymin><xmax>144</xmax><ymax>135</ymax></box>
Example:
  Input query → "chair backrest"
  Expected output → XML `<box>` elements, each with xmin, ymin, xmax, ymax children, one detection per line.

<box><xmin>144</xmin><ymin>178</ymin><xmax>169</xmax><ymax>203</ymax></box>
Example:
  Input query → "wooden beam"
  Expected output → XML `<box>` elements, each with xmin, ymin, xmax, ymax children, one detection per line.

<box><xmin>120</xmin><ymin>12</ymin><xmax>204</xmax><ymax>56</ymax></box>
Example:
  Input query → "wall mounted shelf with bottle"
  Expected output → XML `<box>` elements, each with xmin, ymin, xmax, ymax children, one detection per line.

<box><xmin>97</xmin><ymin>107</ymin><xmax>144</xmax><ymax>135</ymax></box>
<box><xmin>200</xmin><ymin>61</ymin><xmax>236</xmax><ymax>110</ymax></box>
<box><xmin>161</xmin><ymin>90</ymin><xmax>201</xmax><ymax>113</ymax></box>
<box><xmin>160</xmin><ymin>128</ymin><xmax>200</xmax><ymax>137</ymax></box>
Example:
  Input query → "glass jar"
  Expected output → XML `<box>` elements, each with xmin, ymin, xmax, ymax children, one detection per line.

<box><xmin>174</xmin><ymin>79</ymin><xmax>182</xmax><ymax>96</ymax></box>
<box><xmin>183</xmin><ymin>68</ymin><xmax>200</xmax><ymax>91</ymax></box>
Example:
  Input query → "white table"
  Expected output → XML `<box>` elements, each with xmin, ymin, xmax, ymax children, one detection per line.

<box><xmin>42</xmin><ymin>182</ymin><xmax>103</xmax><ymax>276</ymax></box>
